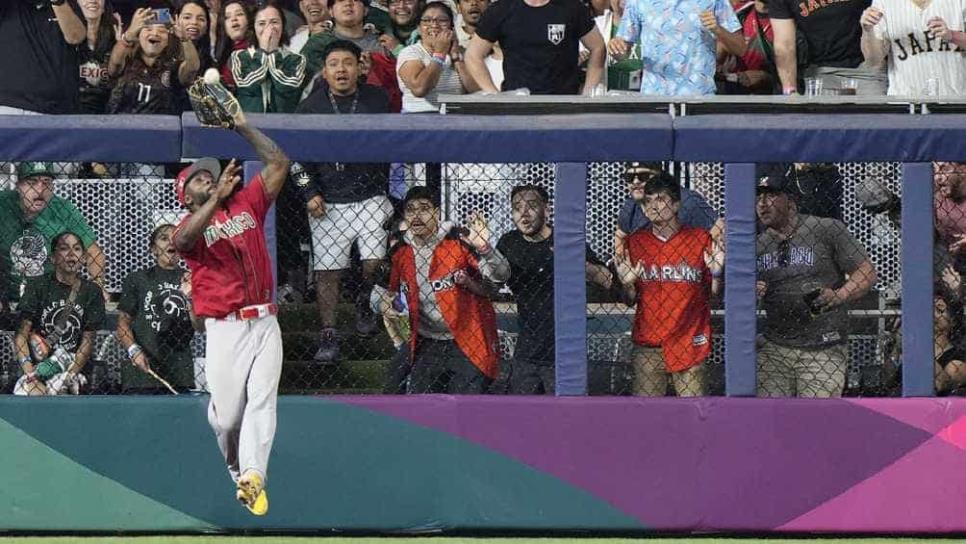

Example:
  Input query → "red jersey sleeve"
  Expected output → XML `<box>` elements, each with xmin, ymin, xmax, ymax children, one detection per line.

<box><xmin>173</xmin><ymin>214</ymin><xmax>205</xmax><ymax>260</ymax></box>
<box><xmin>237</xmin><ymin>173</ymin><xmax>272</xmax><ymax>222</ymax></box>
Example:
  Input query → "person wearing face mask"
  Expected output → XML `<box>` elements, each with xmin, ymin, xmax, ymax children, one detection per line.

<box><xmin>107</xmin><ymin>6</ymin><xmax>200</xmax><ymax>114</ymax></box>
<box><xmin>13</xmin><ymin>231</ymin><xmax>106</xmax><ymax>396</ymax></box>
<box><xmin>75</xmin><ymin>0</ymin><xmax>121</xmax><ymax>113</ymax></box>
<box><xmin>231</xmin><ymin>1</ymin><xmax>307</xmax><ymax>112</ymax></box>
<box><xmin>214</xmin><ymin>0</ymin><xmax>254</xmax><ymax>89</ymax></box>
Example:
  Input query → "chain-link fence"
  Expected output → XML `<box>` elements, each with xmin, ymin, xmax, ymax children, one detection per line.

<box><xmin>930</xmin><ymin>161</ymin><xmax>966</xmax><ymax>398</ymax></box>
<box><xmin>753</xmin><ymin>163</ymin><xmax>897</xmax><ymax>398</ymax></box>
<box><xmin>0</xmin><ymin>157</ymin><xmax>918</xmax><ymax>396</ymax></box>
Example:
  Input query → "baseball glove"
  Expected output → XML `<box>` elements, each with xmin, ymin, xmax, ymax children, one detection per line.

<box><xmin>187</xmin><ymin>77</ymin><xmax>242</xmax><ymax>129</ymax></box>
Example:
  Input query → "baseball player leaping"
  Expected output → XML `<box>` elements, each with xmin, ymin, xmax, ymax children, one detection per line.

<box><xmin>173</xmin><ymin>108</ymin><xmax>290</xmax><ymax>516</ymax></box>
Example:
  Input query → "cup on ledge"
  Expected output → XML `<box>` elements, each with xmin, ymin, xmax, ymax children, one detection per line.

<box><xmin>840</xmin><ymin>78</ymin><xmax>858</xmax><ymax>95</ymax></box>
<box><xmin>805</xmin><ymin>77</ymin><xmax>823</xmax><ymax>97</ymax></box>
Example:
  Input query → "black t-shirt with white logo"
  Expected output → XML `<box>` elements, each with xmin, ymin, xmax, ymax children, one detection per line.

<box><xmin>475</xmin><ymin>0</ymin><xmax>595</xmax><ymax>94</ymax></box>
<box><xmin>19</xmin><ymin>273</ymin><xmax>105</xmax><ymax>354</ymax></box>
<box><xmin>0</xmin><ymin>1</ymin><xmax>80</xmax><ymax>113</ymax></box>
<box><xmin>118</xmin><ymin>265</ymin><xmax>194</xmax><ymax>390</ymax></box>
<box><xmin>769</xmin><ymin>0</ymin><xmax>870</xmax><ymax>68</ymax></box>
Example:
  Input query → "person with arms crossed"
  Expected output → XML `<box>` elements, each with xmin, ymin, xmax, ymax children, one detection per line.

<box><xmin>173</xmin><ymin>106</ymin><xmax>290</xmax><ymax>516</ymax></box>
<box><xmin>464</xmin><ymin>0</ymin><xmax>606</xmax><ymax>94</ymax></box>
<box><xmin>614</xmin><ymin>174</ymin><xmax>723</xmax><ymax>397</ymax></box>
<box><xmin>13</xmin><ymin>231</ymin><xmax>106</xmax><ymax>396</ymax></box>
<box><xmin>860</xmin><ymin>0</ymin><xmax>966</xmax><ymax>96</ymax></box>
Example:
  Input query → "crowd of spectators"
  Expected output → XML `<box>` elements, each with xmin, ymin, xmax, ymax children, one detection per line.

<box><xmin>2</xmin><ymin>0</ymin><xmax>963</xmax><ymax>119</ymax></box>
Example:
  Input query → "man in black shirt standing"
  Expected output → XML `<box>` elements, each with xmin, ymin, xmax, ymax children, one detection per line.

<box><xmin>497</xmin><ymin>185</ymin><xmax>613</xmax><ymax>394</ymax></box>
<box><xmin>295</xmin><ymin>40</ymin><xmax>392</xmax><ymax>363</ymax></box>
<box><xmin>0</xmin><ymin>0</ymin><xmax>86</xmax><ymax>114</ymax></box>
<box><xmin>770</xmin><ymin>0</ymin><xmax>886</xmax><ymax>95</ymax></box>
<box><xmin>464</xmin><ymin>0</ymin><xmax>605</xmax><ymax>94</ymax></box>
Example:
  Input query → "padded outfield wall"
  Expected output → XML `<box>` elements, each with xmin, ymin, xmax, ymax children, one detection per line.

<box><xmin>1</xmin><ymin>112</ymin><xmax>965</xmax><ymax>533</ymax></box>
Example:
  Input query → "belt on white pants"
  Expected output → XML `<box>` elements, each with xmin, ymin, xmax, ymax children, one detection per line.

<box><xmin>222</xmin><ymin>303</ymin><xmax>278</xmax><ymax>321</ymax></box>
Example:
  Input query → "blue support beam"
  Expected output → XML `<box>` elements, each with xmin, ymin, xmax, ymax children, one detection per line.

<box><xmin>901</xmin><ymin>163</ymin><xmax>935</xmax><ymax>397</ymax></box>
<box><xmin>554</xmin><ymin>162</ymin><xmax>589</xmax><ymax>396</ymax></box>
<box><xmin>723</xmin><ymin>163</ymin><xmax>758</xmax><ymax>397</ymax></box>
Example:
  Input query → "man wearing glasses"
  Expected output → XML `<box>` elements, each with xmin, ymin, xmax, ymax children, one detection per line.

<box><xmin>385</xmin><ymin>186</ymin><xmax>510</xmax><ymax>393</ymax></box>
<box><xmin>755</xmin><ymin>165</ymin><xmax>877</xmax><ymax>398</ymax></box>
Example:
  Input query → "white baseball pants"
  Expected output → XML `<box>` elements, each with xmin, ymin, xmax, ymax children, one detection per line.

<box><xmin>204</xmin><ymin>314</ymin><xmax>283</xmax><ymax>484</ymax></box>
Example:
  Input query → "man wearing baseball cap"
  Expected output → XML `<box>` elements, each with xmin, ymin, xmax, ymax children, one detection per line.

<box><xmin>0</xmin><ymin>162</ymin><xmax>106</xmax><ymax>303</ymax></box>
<box><xmin>172</xmin><ymin>108</ymin><xmax>290</xmax><ymax>516</ymax></box>
<box><xmin>755</xmin><ymin>163</ymin><xmax>877</xmax><ymax>398</ymax></box>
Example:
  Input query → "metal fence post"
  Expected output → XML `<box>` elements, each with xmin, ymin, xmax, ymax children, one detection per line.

<box><xmin>901</xmin><ymin>163</ymin><xmax>934</xmax><ymax>397</ymax></box>
<box><xmin>554</xmin><ymin>162</ymin><xmax>589</xmax><ymax>396</ymax></box>
<box><xmin>724</xmin><ymin>163</ymin><xmax>758</xmax><ymax>396</ymax></box>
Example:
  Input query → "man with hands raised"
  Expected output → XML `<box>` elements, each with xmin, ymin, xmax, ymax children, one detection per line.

<box><xmin>173</xmin><ymin>104</ymin><xmax>290</xmax><ymax>516</ymax></box>
<box><xmin>386</xmin><ymin>186</ymin><xmax>510</xmax><ymax>394</ymax></box>
<box><xmin>614</xmin><ymin>173</ymin><xmax>723</xmax><ymax>397</ymax></box>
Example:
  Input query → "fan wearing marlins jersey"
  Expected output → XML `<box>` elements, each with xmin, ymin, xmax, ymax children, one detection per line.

<box><xmin>861</xmin><ymin>0</ymin><xmax>966</xmax><ymax>95</ymax></box>
<box><xmin>615</xmin><ymin>173</ymin><xmax>723</xmax><ymax>398</ymax></box>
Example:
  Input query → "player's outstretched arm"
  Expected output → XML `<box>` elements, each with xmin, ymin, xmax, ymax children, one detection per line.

<box><xmin>234</xmin><ymin>121</ymin><xmax>290</xmax><ymax>202</ymax></box>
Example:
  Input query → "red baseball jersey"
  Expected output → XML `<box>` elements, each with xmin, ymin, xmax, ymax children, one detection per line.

<box><xmin>176</xmin><ymin>174</ymin><xmax>274</xmax><ymax>318</ymax></box>
<box><xmin>627</xmin><ymin>226</ymin><xmax>712</xmax><ymax>372</ymax></box>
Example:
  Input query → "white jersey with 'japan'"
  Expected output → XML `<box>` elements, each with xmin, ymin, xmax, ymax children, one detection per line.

<box><xmin>871</xmin><ymin>0</ymin><xmax>966</xmax><ymax>96</ymax></box>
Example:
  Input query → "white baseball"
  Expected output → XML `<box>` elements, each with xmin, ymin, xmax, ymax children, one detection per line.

<box><xmin>203</xmin><ymin>68</ymin><xmax>220</xmax><ymax>85</ymax></box>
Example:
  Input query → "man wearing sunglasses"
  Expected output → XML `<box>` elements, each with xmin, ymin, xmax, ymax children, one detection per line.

<box><xmin>755</xmin><ymin>165</ymin><xmax>877</xmax><ymax>398</ymax></box>
<box><xmin>614</xmin><ymin>162</ymin><xmax>718</xmax><ymax>260</ymax></box>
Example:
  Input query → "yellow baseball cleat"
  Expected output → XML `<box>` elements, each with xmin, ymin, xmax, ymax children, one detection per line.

<box><xmin>236</xmin><ymin>472</ymin><xmax>269</xmax><ymax>516</ymax></box>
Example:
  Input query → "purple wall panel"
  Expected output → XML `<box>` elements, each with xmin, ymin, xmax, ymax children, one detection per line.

<box><xmin>341</xmin><ymin>396</ymin><xmax>966</xmax><ymax>533</ymax></box>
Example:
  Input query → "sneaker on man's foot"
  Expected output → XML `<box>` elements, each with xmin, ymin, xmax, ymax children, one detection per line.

<box><xmin>236</xmin><ymin>471</ymin><xmax>269</xmax><ymax>516</ymax></box>
<box><xmin>313</xmin><ymin>327</ymin><xmax>339</xmax><ymax>364</ymax></box>
<box><xmin>355</xmin><ymin>293</ymin><xmax>378</xmax><ymax>336</ymax></box>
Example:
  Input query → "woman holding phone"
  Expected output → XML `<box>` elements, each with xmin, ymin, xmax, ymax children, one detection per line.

<box><xmin>106</xmin><ymin>6</ymin><xmax>200</xmax><ymax>114</ymax></box>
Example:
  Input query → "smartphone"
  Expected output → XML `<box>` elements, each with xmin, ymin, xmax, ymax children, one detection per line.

<box><xmin>154</xmin><ymin>8</ymin><xmax>173</xmax><ymax>25</ymax></box>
